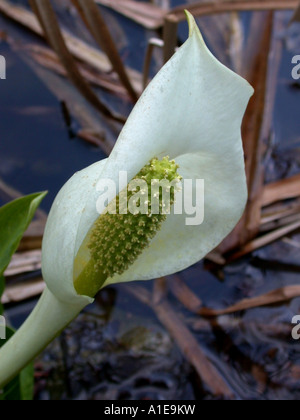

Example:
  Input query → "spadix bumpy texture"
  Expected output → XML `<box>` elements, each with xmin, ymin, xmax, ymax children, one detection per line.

<box><xmin>88</xmin><ymin>158</ymin><xmax>181</xmax><ymax>277</ymax></box>
<box><xmin>74</xmin><ymin>157</ymin><xmax>181</xmax><ymax>297</ymax></box>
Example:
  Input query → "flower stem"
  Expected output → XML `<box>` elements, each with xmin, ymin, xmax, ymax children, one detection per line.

<box><xmin>0</xmin><ymin>288</ymin><xmax>86</xmax><ymax>389</ymax></box>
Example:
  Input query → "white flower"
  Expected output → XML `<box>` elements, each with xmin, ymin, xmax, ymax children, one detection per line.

<box><xmin>42</xmin><ymin>12</ymin><xmax>253</xmax><ymax>301</ymax></box>
<box><xmin>0</xmin><ymin>12</ymin><xmax>253</xmax><ymax>388</ymax></box>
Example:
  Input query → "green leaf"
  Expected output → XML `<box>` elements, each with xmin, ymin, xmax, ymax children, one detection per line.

<box><xmin>0</xmin><ymin>328</ymin><xmax>34</xmax><ymax>400</ymax></box>
<box><xmin>0</xmin><ymin>275</ymin><xmax>4</xmax><ymax>314</ymax></box>
<box><xmin>0</xmin><ymin>192</ymin><xmax>47</xmax><ymax>278</ymax></box>
<box><xmin>0</xmin><ymin>192</ymin><xmax>47</xmax><ymax>400</ymax></box>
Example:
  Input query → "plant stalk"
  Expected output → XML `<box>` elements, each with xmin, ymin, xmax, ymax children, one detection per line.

<box><xmin>0</xmin><ymin>288</ymin><xmax>86</xmax><ymax>389</ymax></box>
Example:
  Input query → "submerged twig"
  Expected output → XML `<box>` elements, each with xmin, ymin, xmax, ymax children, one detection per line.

<box><xmin>260</xmin><ymin>213</ymin><xmax>300</xmax><ymax>233</ymax></box>
<box><xmin>5</xmin><ymin>250</ymin><xmax>42</xmax><ymax>277</ymax></box>
<box><xmin>228</xmin><ymin>220</ymin><xmax>300</xmax><ymax>261</ymax></box>
<box><xmin>262</xmin><ymin>174</ymin><xmax>300</xmax><ymax>207</ymax></box>
<box><xmin>1</xmin><ymin>278</ymin><xmax>45</xmax><ymax>305</ymax></box>
<box><xmin>22</xmin><ymin>43</ymin><xmax>132</xmax><ymax>100</ymax></box>
<box><xmin>261</xmin><ymin>199</ymin><xmax>300</xmax><ymax>225</ymax></box>
<box><xmin>126</xmin><ymin>285</ymin><xmax>233</xmax><ymax>398</ymax></box>
<box><xmin>166</xmin><ymin>274</ymin><xmax>300</xmax><ymax>318</ymax></box>
<box><xmin>26</xmin><ymin>57</ymin><xmax>116</xmax><ymax>155</ymax></box>
<box><xmin>198</xmin><ymin>285</ymin><xmax>300</xmax><ymax>317</ymax></box>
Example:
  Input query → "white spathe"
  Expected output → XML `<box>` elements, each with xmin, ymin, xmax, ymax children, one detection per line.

<box><xmin>42</xmin><ymin>12</ymin><xmax>254</xmax><ymax>303</ymax></box>
<box><xmin>0</xmin><ymin>13</ymin><xmax>254</xmax><ymax>388</ymax></box>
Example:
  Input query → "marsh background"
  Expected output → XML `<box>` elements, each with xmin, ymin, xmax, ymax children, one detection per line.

<box><xmin>0</xmin><ymin>0</ymin><xmax>300</xmax><ymax>400</ymax></box>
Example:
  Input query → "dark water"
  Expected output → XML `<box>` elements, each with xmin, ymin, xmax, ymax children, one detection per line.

<box><xmin>0</xmin><ymin>42</ymin><xmax>107</xmax><ymax>211</ymax></box>
<box><xmin>1</xmin><ymin>0</ymin><xmax>300</xmax><ymax>400</ymax></box>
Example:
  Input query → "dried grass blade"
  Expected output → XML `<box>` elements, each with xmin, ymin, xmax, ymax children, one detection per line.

<box><xmin>170</xmin><ymin>1</ymin><xmax>300</xmax><ymax>21</ymax></box>
<box><xmin>5</xmin><ymin>250</ymin><xmax>42</xmax><ymax>277</ymax></box>
<box><xmin>168</xmin><ymin>275</ymin><xmax>203</xmax><ymax>313</ymax></box>
<box><xmin>262</xmin><ymin>174</ymin><xmax>300</xmax><ymax>207</ymax></box>
<box><xmin>228</xmin><ymin>220</ymin><xmax>300</xmax><ymax>261</ymax></box>
<box><xmin>290</xmin><ymin>1</ymin><xmax>300</xmax><ymax>22</ymax></box>
<box><xmin>0</xmin><ymin>0</ymin><xmax>143</xmax><ymax>93</ymax></box>
<box><xmin>219</xmin><ymin>13</ymin><xmax>273</xmax><ymax>253</ymax></box>
<box><xmin>96</xmin><ymin>0</ymin><xmax>165</xmax><ymax>30</ymax></box>
<box><xmin>199</xmin><ymin>285</ymin><xmax>300</xmax><ymax>317</ymax></box>
<box><xmin>29</xmin><ymin>0</ymin><xmax>125</xmax><ymax>123</ymax></box>
<box><xmin>163</xmin><ymin>14</ymin><xmax>179</xmax><ymax>62</ymax></box>
<box><xmin>261</xmin><ymin>200</ymin><xmax>300</xmax><ymax>224</ymax></box>
<box><xmin>72</xmin><ymin>0</ymin><xmax>138</xmax><ymax>102</ymax></box>
<box><xmin>1</xmin><ymin>278</ymin><xmax>45</xmax><ymax>304</ymax></box>
<box><xmin>21</xmin><ymin>43</ymin><xmax>131</xmax><ymax>100</ymax></box>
